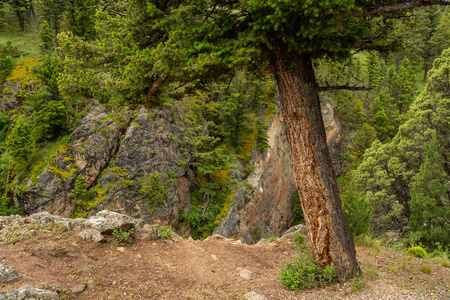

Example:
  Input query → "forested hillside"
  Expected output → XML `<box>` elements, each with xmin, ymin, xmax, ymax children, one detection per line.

<box><xmin>0</xmin><ymin>0</ymin><xmax>449</xmax><ymax>286</ymax></box>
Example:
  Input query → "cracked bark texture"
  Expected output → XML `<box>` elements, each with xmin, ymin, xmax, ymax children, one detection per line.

<box><xmin>272</xmin><ymin>38</ymin><xmax>360</xmax><ymax>280</ymax></box>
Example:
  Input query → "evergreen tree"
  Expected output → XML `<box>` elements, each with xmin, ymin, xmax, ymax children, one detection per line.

<box><xmin>6</xmin><ymin>115</ymin><xmax>33</xmax><ymax>169</ymax></box>
<box><xmin>38</xmin><ymin>0</ymin><xmax>66</xmax><ymax>44</ymax></box>
<box><xmin>370</xmin><ymin>93</ymin><xmax>395</xmax><ymax>140</ymax></box>
<box><xmin>39</xmin><ymin>20</ymin><xmax>54</xmax><ymax>53</ymax></box>
<box><xmin>409</xmin><ymin>131</ymin><xmax>449</xmax><ymax>247</ymax></box>
<box><xmin>429</xmin><ymin>9</ymin><xmax>450</xmax><ymax>62</ymax></box>
<box><xmin>66</xmin><ymin>0</ymin><xmax>99</xmax><ymax>40</ymax></box>
<box><xmin>27</xmin><ymin>55</ymin><xmax>69</xmax><ymax>141</ymax></box>
<box><xmin>0</xmin><ymin>56</ymin><xmax>14</xmax><ymax>83</ymax></box>
<box><xmin>367</xmin><ymin>51</ymin><xmax>384</xmax><ymax>89</ymax></box>
<box><xmin>5</xmin><ymin>0</ymin><xmax>33</xmax><ymax>31</ymax></box>
<box><xmin>355</xmin><ymin>49</ymin><xmax>450</xmax><ymax>245</ymax></box>
<box><xmin>0</xmin><ymin>1</ymin><xmax>6</xmax><ymax>28</ymax></box>
<box><xmin>415</xmin><ymin>6</ymin><xmax>442</xmax><ymax>81</ymax></box>
<box><xmin>59</xmin><ymin>0</ymin><xmax>450</xmax><ymax>280</ymax></box>
<box><xmin>396</xmin><ymin>57</ymin><xmax>417</xmax><ymax>113</ymax></box>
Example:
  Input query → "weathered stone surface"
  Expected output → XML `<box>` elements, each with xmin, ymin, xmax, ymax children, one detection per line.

<box><xmin>215</xmin><ymin>114</ymin><xmax>297</xmax><ymax>244</ymax></box>
<box><xmin>21</xmin><ymin>103</ymin><xmax>131</xmax><ymax>216</ymax></box>
<box><xmin>70</xmin><ymin>284</ymin><xmax>86</xmax><ymax>294</ymax></box>
<box><xmin>244</xmin><ymin>291</ymin><xmax>268</xmax><ymax>300</ymax></box>
<box><xmin>78</xmin><ymin>229</ymin><xmax>105</xmax><ymax>243</ymax></box>
<box><xmin>1</xmin><ymin>81</ymin><xmax>38</xmax><ymax>113</ymax></box>
<box><xmin>204</xmin><ymin>234</ymin><xmax>227</xmax><ymax>241</ymax></box>
<box><xmin>95</xmin><ymin>210</ymin><xmax>144</xmax><ymax>230</ymax></box>
<box><xmin>88</xmin><ymin>107</ymin><xmax>194</xmax><ymax>226</ymax></box>
<box><xmin>0</xmin><ymin>264</ymin><xmax>19</xmax><ymax>283</ymax></box>
<box><xmin>87</xmin><ymin>210</ymin><xmax>142</xmax><ymax>234</ymax></box>
<box><xmin>134</xmin><ymin>224</ymin><xmax>158</xmax><ymax>240</ymax></box>
<box><xmin>280</xmin><ymin>224</ymin><xmax>307</xmax><ymax>239</ymax></box>
<box><xmin>26</xmin><ymin>212</ymin><xmax>85</xmax><ymax>231</ymax></box>
<box><xmin>0</xmin><ymin>286</ymin><xmax>58</xmax><ymax>300</ymax></box>
<box><xmin>213</xmin><ymin>188</ymin><xmax>247</xmax><ymax>238</ymax></box>
<box><xmin>216</xmin><ymin>102</ymin><xmax>342</xmax><ymax>244</ymax></box>
<box><xmin>321</xmin><ymin>99</ymin><xmax>344</xmax><ymax>176</ymax></box>
<box><xmin>239</xmin><ymin>269</ymin><xmax>253</xmax><ymax>280</ymax></box>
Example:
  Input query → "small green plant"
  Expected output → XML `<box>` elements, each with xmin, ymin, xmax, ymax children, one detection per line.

<box><xmin>112</xmin><ymin>226</ymin><xmax>134</xmax><ymax>245</ymax></box>
<box><xmin>293</xmin><ymin>232</ymin><xmax>305</xmax><ymax>248</ymax></box>
<box><xmin>354</xmin><ymin>234</ymin><xmax>382</xmax><ymax>252</ymax></box>
<box><xmin>122</xmin><ymin>180</ymin><xmax>135</xmax><ymax>188</ymax></box>
<box><xmin>178</xmin><ymin>159</ymin><xmax>187</xmax><ymax>168</ymax></box>
<box><xmin>267</xmin><ymin>236</ymin><xmax>277</xmax><ymax>242</ymax></box>
<box><xmin>139</xmin><ymin>172</ymin><xmax>168</xmax><ymax>213</ymax></box>
<box><xmin>157</xmin><ymin>225</ymin><xmax>173</xmax><ymax>240</ymax></box>
<box><xmin>438</xmin><ymin>255</ymin><xmax>450</xmax><ymax>268</ymax></box>
<box><xmin>167</xmin><ymin>133</ymin><xmax>175</xmax><ymax>142</ymax></box>
<box><xmin>350</xmin><ymin>276</ymin><xmax>366</xmax><ymax>293</ymax></box>
<box><xmin>279</xmin><ymin>257</ymin><xmax>336</xmax><ymax>290</ymax></box>
<box><xmin>167</xmin><ymin>169</ymin><xmax>176</xmax><ymax>184</ymax></box>
<box><xmin>420</xmin><ymin>265</ymin><xmax>432</xmax><ymax>273</ymax></box>
<box><xmin>406</xmin><ymin>245</ymin><xmax>428</xmax><ymax>258</ymax></box>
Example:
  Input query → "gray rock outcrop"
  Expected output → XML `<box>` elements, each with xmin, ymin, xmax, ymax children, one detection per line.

<box><xmin>0</xmin><ymin>286</ymin><xmax>58</xmax><ymax>300</ymax></box>
<box><xmin>0</xmin><ymin>264</ymin><xmax>19</xmax><ymax>283</ymax></box>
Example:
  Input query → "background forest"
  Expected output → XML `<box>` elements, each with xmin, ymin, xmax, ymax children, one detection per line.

<box><xmin>0</xmin><ymin>0</ymin><xmax>449</xmax><ymax>257</ymax></box>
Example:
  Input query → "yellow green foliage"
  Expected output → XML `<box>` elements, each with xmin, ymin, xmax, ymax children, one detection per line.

<box><xmin>6</xmin><ymin>56</ymin><xmax>39</xmax><ymax>84</ymax></box>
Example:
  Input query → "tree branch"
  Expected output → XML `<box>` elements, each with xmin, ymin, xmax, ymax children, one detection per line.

<box><xmin>148</xmin><ymin>76</ymin><xmax>168</xmax><ymax>97</ymax></box>
<box><xmin>318</xmin><ymin>85</ymin><xmax>371</xmax><ymax>92</ymax></box>
<box><xmin>355</xmin><ymin>0</ymin><xmax>450</xmax><ymax>17</ymax></box>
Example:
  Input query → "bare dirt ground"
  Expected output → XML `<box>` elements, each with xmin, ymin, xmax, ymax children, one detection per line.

<box><xmin>0</xmin><ymin>223</ymin><xmax>449</xmax><ymax>300</ymax></box>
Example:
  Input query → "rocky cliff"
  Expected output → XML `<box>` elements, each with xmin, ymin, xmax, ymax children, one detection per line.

<box><xmin>3</xmin><ymin>81</ymin><xmax>342</xmax><ymax>243</ymax></box>
<box><xmin>214</xmin><ymin>100</ymin><xmax>342</xmax><ymax>244</ymax></box>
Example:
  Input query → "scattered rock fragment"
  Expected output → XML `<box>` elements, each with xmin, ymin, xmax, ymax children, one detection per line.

<box><xmin>0</xmin><ymin>286</ymin><xmax>58</xmax><ymax>300</ymax></box>
<box><xmin>244</xmin><ymin>291</ymin><xmax>268</xmax><ymax>300</ymax></box>
<box><xmin>71</xmin><ymin>283</ymin><xmax>86</xmax><ymax>294</ymax></box>
<box><xmin>0</xmin><ymin>264</ymin><xmax>19</xmax><ymax>283</ymax></box>
<box><xmin>239</xmin><ymin>268</ymin><xmax>253</xmax><ymax>280</ymax></box>
<box><xmin>40</xmin><ymin>283</ymin><xmax>62</xmax><ymax>293</ymax></box>
<box><xmin>78</xmin><ymin>229</ymin><xmax>105</xmax><ymax>243</ymax></box>
<box><xmin>87</xmin><ymin>280</ymin><xmax>96</xmax><ymax>289</ymax></box>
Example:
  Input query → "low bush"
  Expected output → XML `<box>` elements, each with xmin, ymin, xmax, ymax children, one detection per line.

<box><xmin>279</xmin><ymin>257</ymin><xmax>336</xmax><ymax>290</ymax></box>
<box><xmin>406</xmin><ymin>245</ymin><xmax>428</xmax><ymax>258</ymax></box>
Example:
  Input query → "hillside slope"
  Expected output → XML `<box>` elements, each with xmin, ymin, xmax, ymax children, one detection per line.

<box><xmin>0</xmin><ymin>213</ymin><xmax>448</xmax><ymax>299</ymax></box>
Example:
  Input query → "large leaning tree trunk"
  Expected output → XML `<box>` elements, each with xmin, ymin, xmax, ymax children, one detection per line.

<box><xmin>272</xmin><ymin>38</ymin><xmax>360</xmax><ymax>281</ymax></box>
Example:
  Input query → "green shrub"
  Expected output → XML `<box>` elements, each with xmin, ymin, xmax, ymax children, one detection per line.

<box><xmin>7</xmin><ymin>115</ymin><xmax>33</xmax><ymax>169</ymax></box>
<box><xmin>279</xmin><ymin>257</ymin><xmax>336</xmax><ymax>290</ymax></box>
<box><xmin>0</xmin><ymin>111</ymin><xmax>9</xmax><ymax>141</ymax></box>
<box><xmin>406</xmin><ymin>245</ymin><xmax>428</xmax><ymax>258</ymax></box>
<box><xmin>420</xmin><ymin>265</ymin><xmax>431</xmax><ymax>273</ymax></box>
<box><xmin>157</xmin><ymin>225</ymin><xmax>173</xmax><ymax>240</ymax></box>
<box><xmin>139</xmin><ymin>172</ymin><xmax>167</xmax><ymax>213</ymax></box>
<box><xmin>293</xmin><ymin>232</ymin><xmax>305</xmax><ymax>248</ymax></box>
<box><xmin>112</xmin><ymin>226</ymin><xmax>134</xmax><ymax>244</ymax></box>
<box><xmin>0</xmin><ymin>56</ymin><xmax>14</xmax><ymax>83</ymax></box>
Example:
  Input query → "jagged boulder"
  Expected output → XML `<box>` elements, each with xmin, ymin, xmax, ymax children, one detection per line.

<box><xmin>88</xmin><ymin>210</ymin><xmax>144</xmax><ymax>234</ymax></box>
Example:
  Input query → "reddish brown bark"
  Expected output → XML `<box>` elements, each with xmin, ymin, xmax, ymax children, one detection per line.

<box><xmin>271</xmin><ymin>38</ymin><xmax>360</xmax><ymax>281</ymax></box>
